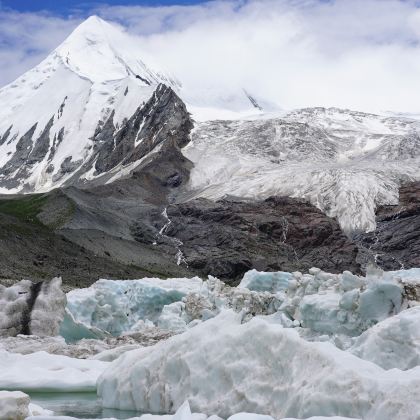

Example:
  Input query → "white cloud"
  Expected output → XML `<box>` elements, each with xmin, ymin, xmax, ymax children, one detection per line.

<box><xmin>1</xmin><ymin>0</ymin><xmax>420</xmax><ymax>113</ymax></box>
<box><xmin>0</xmin><ymin>9</ymin><xmax>82</xmax><ymax>87</ymax></box>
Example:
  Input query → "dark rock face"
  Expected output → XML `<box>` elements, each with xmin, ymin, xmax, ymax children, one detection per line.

<box><xmin>1</xmin><ymin>124</ymin><xmax>37</xmax><ymax>177</ymax></box>
<box><xmin>356</xmin><ymin>181</ymin><xmax>420</xmax><ymax>270</ymax></box>
<box><xmin>0</xmin><ymin>125</ymin><xmax>12</xmax><ymax>146</ymax></box>
<box><xmin>157</xmin><ymin>196</ymin><xmax>361</xmax><ymax>285</ymax></box>
<box><xmin>93</xmin><ymin>84</ymin><xmax>193</xmax><ymax>175</ymax></box>
<box><xmin>27</xmin><ymin>117</ymin><xmax>54</xmax><ymax>165</ymax></box>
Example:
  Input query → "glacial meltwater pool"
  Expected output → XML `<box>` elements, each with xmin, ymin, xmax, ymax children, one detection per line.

<box><xmin>29</xmin><ymin>392</ymin><xmax>143</xmax><ymax>419</ymax></box>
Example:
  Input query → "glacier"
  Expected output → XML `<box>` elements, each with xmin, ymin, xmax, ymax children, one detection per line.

<box><xmin>183</xmin><ymin>108</ymin><xmax>420</xmax><ymax>232</ymax></box>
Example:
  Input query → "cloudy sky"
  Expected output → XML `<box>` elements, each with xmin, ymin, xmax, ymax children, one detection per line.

<box><xmin>0</xmin><ymin>0</ymin><xmax>419</xmax><ymax>113</ymax></box>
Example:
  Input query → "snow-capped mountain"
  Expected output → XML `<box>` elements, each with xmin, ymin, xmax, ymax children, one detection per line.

<box><xmin>0</xmin><ymin>16</ymin><xmax>260</xmax><ymax>194</ymax></box>
<box><xmin>1</xmin><ymin>15</ymin><xmax>420</xmax><ymax>234</ymax></box>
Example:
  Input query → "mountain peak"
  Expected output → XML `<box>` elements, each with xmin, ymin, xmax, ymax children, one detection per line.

<box><xmin>66</xmin><ymin>15</ymin><xmax>114</xmax><ymax>39</ymax></box>
<box><xmin>55</xmin><ymin>16</ymin><xmax>144</xmax><ymax>83</ymax></box>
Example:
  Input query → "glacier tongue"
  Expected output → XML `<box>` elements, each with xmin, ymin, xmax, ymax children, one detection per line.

<box><xmin>184</xmin><ymin>108</ymin><xmax>420</xmax><ymax>232</ymax></box>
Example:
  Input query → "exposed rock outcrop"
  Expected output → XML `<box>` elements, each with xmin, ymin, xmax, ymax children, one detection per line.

<box><xmin>356</xmin><ymin>181</ymin><xmax>420</xmax><ymax>270</ymax></box>
<box><xmin>153</xmin><ymin>196</ymin><xmax>361</xmax><ymax>285</ymax></box>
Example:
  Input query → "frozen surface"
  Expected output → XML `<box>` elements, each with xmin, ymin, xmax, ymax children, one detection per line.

<box><xmin>66</xmin><ymin>278</ymin><xmax>203</xmax><ymax>335</ymax></box>
<box><xmin>98</xmin><ymin>310</ymin><xmax>420</xmax><ymax>420</ymax></box>
<box><xmin>0</xmin><ymin>350</ymin><xmax>108</xmax><ymax>392</ymax></box>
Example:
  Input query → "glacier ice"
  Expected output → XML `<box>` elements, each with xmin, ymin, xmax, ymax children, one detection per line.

<box><xmin>238</xmin><ymin>269</ymin><xmax>292</xmax><ymax>293</ymax></box>
<box><xmin>0</xmin><ymin>350</ymin><xmax>108</xmax><ymax>392</ymax></box>
<box><xmin>59</xmin><ymin>308</ymin><xmax>110</xmax><ymax>343</ymax></box>
<box><xmin>3</xmin><ymin>267</ymin><xmax>420</xmax><ymax>419</ymax></box>
<box><xmin>98</xmin><ymin>310</ymin><xmax>420</xmax><ymax>420</ymax></box>
<box><xmin>65</xmin><ymin>277</ymin><xmax>203</xmax><ymax>335</ymax></box>
<box><xmin>60</xmin><ymin>267</ymin><xmax>420</xmax><ymax>340</ymax></box>
<box><xmin>0</xmin><ymin>278</ymin><xmax>66</xmax><ymax>337</ymax></box>
<box><xmin>0</xmin><ymin>390</ymin><xmax>30</xmax><ymax>420</ymax></box>
<box><xmin>350</xmin><ymin>306</ymin><xmax>420</xmax><ymax>370</ymax></box>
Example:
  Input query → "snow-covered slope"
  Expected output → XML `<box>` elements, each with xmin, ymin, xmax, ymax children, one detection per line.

<box><xmin>0</xmin><ymin>17</ymin><xmax>167</xmax><ymax>192</ymax></box>
<box><xmin>184</xmin><ymin>108</ymin><xmax>420</xmax><ymax>232</ymax></box>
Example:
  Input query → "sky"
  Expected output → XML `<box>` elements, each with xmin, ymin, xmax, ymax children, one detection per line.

<box><xmin>0</xmin><ymin>0</ymin><xmax>419</xmax><ymax>113</ymax></box>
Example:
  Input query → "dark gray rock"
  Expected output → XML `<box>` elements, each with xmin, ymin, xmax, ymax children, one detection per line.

<box><xmin>153</xmin><ymin>196</ymin><xmax>361</xmax><ymax>285</ymax></box>
<box><xmin>52</xmin><ymin>156</ymin><xmax>83</xmax><ymax>182</ymax></box>
<box><xmin>1</xmin><ymin>124</ymin><xmax>37</xmax><ymax>176</ymax></box>
<box><xmin>355</xmin><ymin>181</ymin><xmax>420</xmax><ymax>270</ymax></box>
<box><xmin>27</xmin><ymin>116</ymin><xmax>54</xmax><ymax>165</ymax></box>
<box><xmin>0</xmin><ymin>125</ymin><xmax>12</xmax><ymax>146</ymax></box>
<box><xmin>93</xmin><ymin>83</ymin><xmax>192</xmax><ymax>175</ymax></box>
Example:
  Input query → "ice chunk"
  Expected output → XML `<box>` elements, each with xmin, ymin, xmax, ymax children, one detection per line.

<box><xmin>0</xmin><ymin>278</ymin><xmax>66</xmax><ymax>337</ymax></box>
<box><xmin>0</xmin><ymin>350</ymin><xmax>108</xmax><ymax>392</ymax></box>
<box><xmin>59</xmin><ymin>308</ymin><xmax>110</xmax><ymax>343</ymax></box>
<box><xmin>239</xmin><ymin>270</ymin><xmax>292</xmax><ymax>293</ymax></box>
<box><xmin>157</xmin><ymin>301</ymin><xmax>189</xmax><ymax>333</ymax></box>
<box><xmin>0</xmin><ymin>390</ymin><xmax>30</xmax><ymax>420</ymax></box>
<box><xmin>28</xmin><ymin>402</ymin><xmax>54</xmax><ymax>416</ymax></box>
<box><xmin>66</xmin><ymin>278</ymin><xmax>203</xmax><ymax>335</ymax></box>
<box><xmin>358</xmin><ymin>281</ymin><xmax>402</xmax><ymax>323</ymax></box>
<box><xmin>350</xmin><ymin>306</ymin><xmax>420</xmax><ymax>370</ymax></box>
<box><xmin>98</xmin><ymin>310</ymin><xmax>420</xmax><ymax>419</ymax></box>
<box><xmin>283</xmin><ymin>268</ymin><xmax>406</xmax><ymax>336</ymax></box>
<box><xmin>298</xmin><ymin>293</ymin><xmax>345</xmax><ymax>334</ymax></box>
